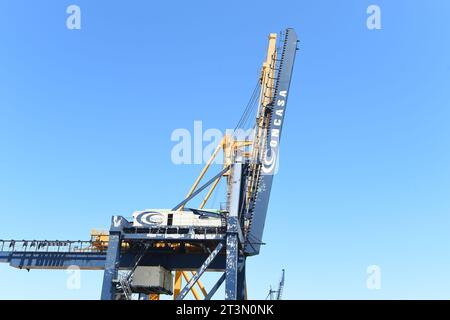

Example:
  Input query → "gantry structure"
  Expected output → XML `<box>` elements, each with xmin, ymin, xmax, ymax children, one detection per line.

<box><xmin>0</xmin><ymin>28</ymin><xmax>298</xmax><ymax>300</ymax></box>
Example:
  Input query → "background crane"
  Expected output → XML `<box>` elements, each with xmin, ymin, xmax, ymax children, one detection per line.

<box><xmin>266</xmin><ymin>269</ymin><xmax>285</xmax><ymax>300</ymax></box>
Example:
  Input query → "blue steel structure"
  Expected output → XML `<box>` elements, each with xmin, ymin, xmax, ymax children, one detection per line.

<box><xmin>0</xmin><ymin>28</ymin><xmax>298</xmax><ymax>300</ymax></box>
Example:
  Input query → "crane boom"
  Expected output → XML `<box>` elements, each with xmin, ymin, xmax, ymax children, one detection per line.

<box><xmin>245</xmin><ymin>28</ymin><xmax>298</xmax><ymax>255</ymax></box>
<box><xmin>276</xmin><ymin>269</ymin><xmax>285</xmax><ymax>300</ymax></box>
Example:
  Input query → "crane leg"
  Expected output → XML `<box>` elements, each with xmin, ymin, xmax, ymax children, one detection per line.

<box><xmin>237</xmin><ymin>258</ymin><xmax>246</xmax><ymax>300</ymax></box>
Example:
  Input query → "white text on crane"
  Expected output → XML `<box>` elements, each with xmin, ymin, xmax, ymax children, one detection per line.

<box><xmin>262</xmin><ymin>90</ymin><xmax>287</xmax><ymax>175</ymax></box>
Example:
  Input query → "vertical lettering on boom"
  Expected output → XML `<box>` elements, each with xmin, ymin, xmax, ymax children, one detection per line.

<box><xmin>262</xmin><ymin>90</ymin><xmax>287</xmax><ymax>175</ymax></box>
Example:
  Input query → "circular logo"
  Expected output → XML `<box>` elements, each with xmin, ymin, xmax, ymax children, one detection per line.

<box><xmin>261</xmin><ymin>147</ymin><xmax>277</xmax><ymax>175</ymax></box>
<box><xmin>135</xmin><ymin>211</ymin><xmax>165</xmax><ymax>226</ymax></box>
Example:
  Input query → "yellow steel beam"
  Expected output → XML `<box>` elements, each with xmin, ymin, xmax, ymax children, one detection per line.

<box><xmin>263</xmin><ymin>33</ymin><xmax>277</xmax><ymax>107</ymax></box>
<box><xmin>181</xmin><ymin>271</ymin><xmax>202</xmax><ymax>300</ymax></box>
<box><xmin>179</xmin><ymin>137</ymin><xmax>225</xmax><ymax>211</ymax></box>
<box><xmin>199</xmin><ymin>176</ymin><xmax>221</xmax><ymax>209</ymax></box>
<box><xmin>173</xmin><ymin>271</ymin><xmax>182</xmax><ymax>299</ymax></box>
<box><xmin>223</xmin><ymin>134</ymin><xmax>233</xmax><ymax>170</ymax></box>
<box><xmin>191</xmin><ymin>271</ymin><xmax>208</xmax><ymax>297</ymax></box>
<box><xmin>233</xmin><ymin>141</ymin><xmax>253</xmax><ymax>147</ymax></box>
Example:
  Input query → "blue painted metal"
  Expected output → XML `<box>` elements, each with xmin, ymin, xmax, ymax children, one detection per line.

<box><xmin>245</xmin><ymin>28</ymin><xmax>298</xmax><ymax>256</ymax></box>
<box><xmin>0</xmin><ymin>240</ymin><xmax>107</xmax><ymax>269</ymax></box>
<box><xmin>0</xmin><ymin>248</ymin><xmax>228</xmax><ymax>270</ymax></box>
<box><xmin>236</xmin><ymin>257</ymin><xmax>246</xmax><ymax>300</ymax></box>
<box><xmin>4</xmin><ymin>252</ymin><xmax>106</xmax><ymax>269</ymax></box>
<box><xmin>0</xmin><ymin>226</ymin><xmax>227</xmax><ymax>271</ymax></box>
<box><xmin>138</xmin><ymin>293</ymin><xmax>149</xmax><ymax>300</ymax></box>
<box><xmin>176</xmin><ymin>242</ymin><xmax>224</xmax><ymax>300</ymax></box>
<box><xmin>0</xmin><ymin>240</ymin><xmax>104</xmax><ymax>254</ymax></box>
<box><xmin>172</xmin><ymin>165</ymin><xmax>231</xmax><ymax>211</ymax></box>
<box><xmin>225</xmin><ymin>162</ymin><xmax>243</xmax><ymax>300</ymax></box>
<box><xmin>205</xmin><ymin>272</ymin><xmax>226</xmax><ymax>300</ymax></box>
<box><xmin>225</xmin><ymin>234</ymin><xmax>238</xmax><ymax>299</ymax></box>
<box><xmin>100</xmin><ymin>227</ymin><xmax>121</xmax><ymax>300</ymax></box>
<box><xmin>123</xmin><ymin>232</ymin><xmax>225</xmax><ymax>242</ymax></box>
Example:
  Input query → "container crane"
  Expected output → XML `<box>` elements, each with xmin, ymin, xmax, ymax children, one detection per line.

<box><xmin>266</xmin><ymin>269</ymin><xmax>285</xmax><ymax>300</ymax></box>
<box><xmin>0</xmin><ymin>28</ymin><xmax>298</xmax><ymax>300</ymax></box>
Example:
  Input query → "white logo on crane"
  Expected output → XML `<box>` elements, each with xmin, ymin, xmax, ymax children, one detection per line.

<box><xmin>135</xmin><ymin>211</ymin><xmax>165</xmax><ymax>226</ymax></box>
<box><xmin>262</xmin><ymin>90</ymin><xmax>287</xmax><ymax>175</ymax></box>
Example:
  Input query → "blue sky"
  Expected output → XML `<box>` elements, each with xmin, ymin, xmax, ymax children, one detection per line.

<box><xmin>0</xmin><ymin>0</ymin><xmax>449</xmax><ymax>299</ymax></box>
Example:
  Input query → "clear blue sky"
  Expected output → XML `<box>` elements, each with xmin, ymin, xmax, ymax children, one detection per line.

<box><xmin>1</xmin><ymin>0</ymin><xmax>449</xmax><ymax>299</ymax></box>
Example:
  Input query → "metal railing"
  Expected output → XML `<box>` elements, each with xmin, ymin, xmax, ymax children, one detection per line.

<box><xmin>0</xmin><ymin>240</ymin><xmax>107</xmax><ymax>253</ymax></box>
